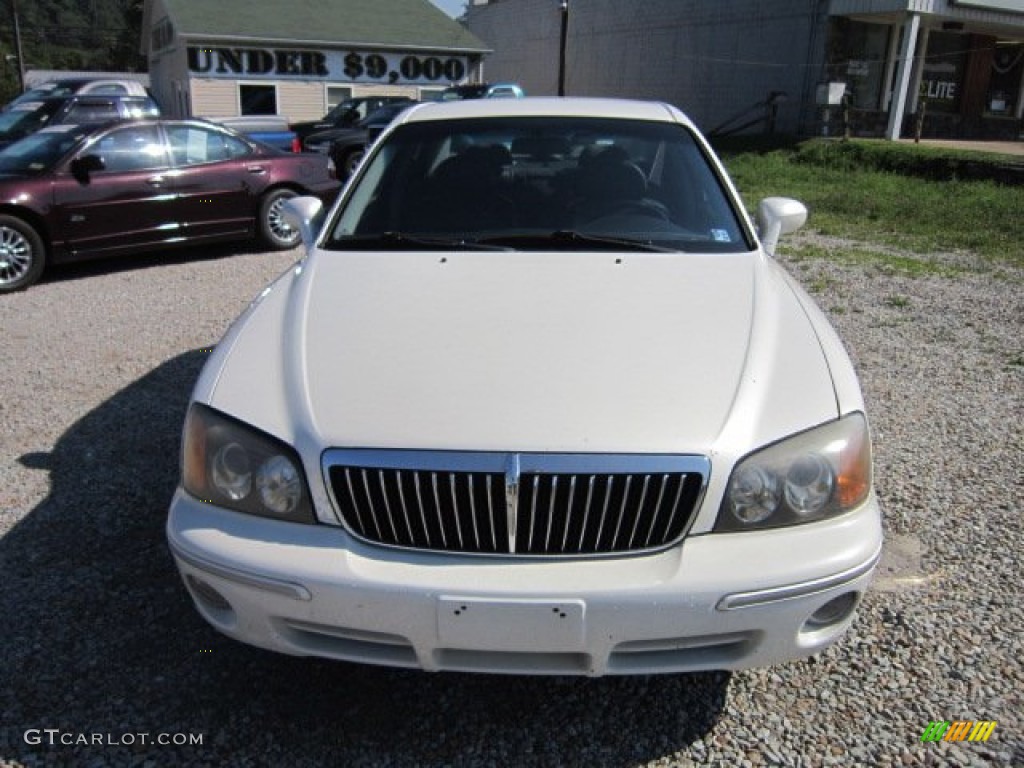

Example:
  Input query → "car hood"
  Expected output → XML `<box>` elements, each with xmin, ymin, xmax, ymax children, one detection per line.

<box><xmin>208</xmin><ymin>250</ymin><xmax>839</xmax><ymax>455</ymax></box>
<box><xmin>291</xmin><ymin>120</ymin><xmax>328</xmax><ymax>131</ymax></box>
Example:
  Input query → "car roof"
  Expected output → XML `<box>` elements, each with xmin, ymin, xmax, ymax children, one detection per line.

<box><xmin>37</xmin><ymin>118</ymin><xmax>228</xmax><ymax>137</ymax></box>
<box><xmin>35</xmin><ymin>93</ymin><xmax>152</xmax><ymax>104</ymax></box>
<box><xmin>396</xmin><ymin>97</ymin><xmax>691</xmax><ymax>127</ymax></box>
<box><xmin>26</xmin><ymin>78</ymin><xmax>148</xmax><ymax>94</ymax></box>
<box><xmin>36</xmin><ymin>120</ymin><xmax>119</xmax><ymax>134</ymax></box>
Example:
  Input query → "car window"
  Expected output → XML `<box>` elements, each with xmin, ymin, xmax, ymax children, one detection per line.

<box><xmin>165</xmin><ymin>124</ymin><xmax>251</xmax><ymax>166</ymax></box>
<box><xmin>87</xmin><ymin>84</ymin><xmax>128</xmax><ymax>94</ymax></box>
<box><xmin>64</xmin><ymin>100</ymin><xmax>121</xmax><ymax>124</ymax></box>
<box><xmin>0</xmin><ymin>125</ymin><xmax>91</xmax><ymax>174</ymax></box>
<box><xmin>328</xmin><ymin>116</ymin><xmax>751</xmax><ymax>253</ymax></box>
<box><xmin>0</xmin><ymin>102</ymin><xmax>63</xmax><ymax>137</ymax></box>
<box><xmin>324</xmin><ymin>101</ymin><xmax>360</xmax><ymax>124</ymax></box>
<box><xmin>91</xmin><ymin>124</ymin><xmax>168</xmax><ymax>172</ymax></box>
<box><xmin>120</xmin><ymin>98</ymin><xmax>161</xmax><ymax>119</ymax></box>
<box><xmin>360</xmin><ymin>104</ymin><xmax>408</xmax><ymax>128</ymax></box>
<box><xmin>5</xmin><ymin>85</ymin><xmax>73</xmax><ymax>107</ymax></box>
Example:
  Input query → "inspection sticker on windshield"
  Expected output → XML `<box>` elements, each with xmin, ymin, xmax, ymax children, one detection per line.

<box><xmin>711</xmin><ymin>229</ymin><xmax>731</xmax><ymax>242</ymax></box>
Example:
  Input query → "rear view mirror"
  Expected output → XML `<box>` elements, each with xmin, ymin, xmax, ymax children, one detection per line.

<box><xmin>756</xmin><ymin>197</ymin><xmax>807</xmax><ymax>257</ymax></box>
<box><xmin>70</xmin><ymin>154</ymin><xmax>105</xmax><ymax>183</ymax></box>
<box><xmin>282</xmin><ymin>196</ymin><xmax>325</xmax><ymax>250</ymax></box>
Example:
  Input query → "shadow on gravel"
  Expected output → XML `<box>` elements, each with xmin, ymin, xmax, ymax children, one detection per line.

<box><xmin>0</xmin><ymin>352</ymin><xmax>729</xmax><ymax>766</ymax></box>
<box><xmin>37</xmin><ymin>241</ymin><xmax>268</xmax><ymax>288</ymax></box>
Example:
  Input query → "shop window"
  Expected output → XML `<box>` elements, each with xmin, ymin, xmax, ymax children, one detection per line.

<box><xmin>920</xmin><ymin>32</ymin><xmax>967</xmax><ymax>114</ymax></box>
<box><xmin>987</xmin><ymin>43</ymin><xmax>1023</xmax><ymax>116</ymax></box>
<box><xmin>239</xmin><ymin>84</ymin><xmax>277</xmax><ymax>115</ymax></box>
<box><xmin>826</xmin><ymin>19</ymin><xmax>891</xmax><ymax>110</ymax></box>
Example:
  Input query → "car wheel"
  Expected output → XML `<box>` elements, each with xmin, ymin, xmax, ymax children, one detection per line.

<box><xmin>0</xmin><ymin>215</ymin><xmax>46</xmax><ymax>293</ymax></box>
<box><xmin>259</xmin><ymin>189</ymin><xmax>300</xmax><ymax>250</ymax></box>
<box><xmin>340</xmin><ymin>148</ymin><xmax>365</xmax><ymax>179</ymax></box>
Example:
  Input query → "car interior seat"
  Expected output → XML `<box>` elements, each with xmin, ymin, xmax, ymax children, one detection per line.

<box><xmin>571</xmin><ymin>145</ymin><xmax>647</xmax><ymax>222</ymax></box>
<box><xmin>408</xmin><ymin>144</ymin><xmax>515</xmax><ymax>232</ymax></box>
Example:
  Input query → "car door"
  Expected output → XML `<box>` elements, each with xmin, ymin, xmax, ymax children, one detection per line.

<box><xmin>162</xmin><ymin>123</ymin><xmax>261</xmax><ymax>242</ymax></box>
<box><xmin>50</xmin><ymin>122</ymin><xmax>176</xmax><ymax>257</ymax></box>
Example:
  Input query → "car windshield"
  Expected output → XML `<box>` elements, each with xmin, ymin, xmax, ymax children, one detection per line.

<box><xmin>0</xmin><ymin>125</ymin><xmax>90</xmax><ymax>174</ymax></box>
<box><xmin>360</xmin><ymin>104</ymin><xmax>408</xmax><ymax>128</ymax></box>
<box><xmin>326</xmin><ymin>116</ymin><xmax>752</xmax><ymax>253</ymax></box>
<box><xmin>5</xmin><ymin>82</ymin><xmax>82</xmax><ymax>108</ymax></box>
<box><xmin>324</xmin><ymin>99</ymin><xmax>385</xmax><ymax>125</ymax></box>
<box><xmin>0</xmin><ymin>101</ymin><xmax>64</xmax><ymax>139</ymax></box>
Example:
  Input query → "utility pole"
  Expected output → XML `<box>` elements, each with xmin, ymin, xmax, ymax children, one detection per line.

<box><xmin>557</xmin><ymin>0</ymin><xmax>568</xmax><ymax>96</ymax></box>
<box><xmin>11</xmin><ymin>0</ymin><xmax>26</xmax><ymax>92</ymax></box>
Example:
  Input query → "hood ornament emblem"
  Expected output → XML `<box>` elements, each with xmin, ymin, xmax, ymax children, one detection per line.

<box><xmin>504</xmin><ymin>453</ymin><xmax>520</xmax><ymax>553</ymax></box>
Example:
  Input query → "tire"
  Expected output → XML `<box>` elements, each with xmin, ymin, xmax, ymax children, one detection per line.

<box><xmin>339</xmin><ymin>147</ymin><xmax>365</xmax><ymax>179</ymax></box>
<box><xmin>0</xmin><ymin>215</ymin><xmax>46</xmax><ymax>293</ymax></box>
<box><xmin>258</xmin><ymin>188</ymin><xmax>300</xmax><ymax>250</ymax></box>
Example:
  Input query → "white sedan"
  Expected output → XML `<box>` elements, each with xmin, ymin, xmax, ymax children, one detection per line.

<box><xmin>167</xmin><ymin>98</ymin><xmax>882</xmax><ymax>676</ymax></box>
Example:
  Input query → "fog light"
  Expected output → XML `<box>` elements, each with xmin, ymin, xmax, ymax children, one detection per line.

<box><xmin>804</xmin><ymin>591</ymin><xmax>859</xmax><ymax>630</ymax></box>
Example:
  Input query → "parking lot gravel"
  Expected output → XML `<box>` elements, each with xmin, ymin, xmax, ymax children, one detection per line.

<box><xmin>0</xmin><ymin>239</ymin><xmax>1021</xmax><ymax>767</ymax></box>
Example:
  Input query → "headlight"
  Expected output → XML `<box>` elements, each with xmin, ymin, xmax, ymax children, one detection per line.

<box><xmin>182</xmin><ymin>403</ymin><xmax>314</xmax><ymax>523</ymax></box>
<box><xmin>715</xmin><ymin>412</ymin><xmax>871</xmax><ymax>532</ymax></box>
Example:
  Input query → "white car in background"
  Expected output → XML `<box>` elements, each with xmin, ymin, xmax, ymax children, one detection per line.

<box><xmin>167</xmin><ymin>98</ymin><xmax>882</xmax><ymax>676</ymax></box>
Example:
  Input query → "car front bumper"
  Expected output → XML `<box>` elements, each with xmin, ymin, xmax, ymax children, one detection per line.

<box><xmin>167</xmin><ymin>489</ymin><xmax>882</xmax><ymax>676</ymax></box>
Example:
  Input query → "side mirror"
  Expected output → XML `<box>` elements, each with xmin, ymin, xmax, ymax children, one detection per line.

<box><xmin>282</xmin><ymin>196</ymin><xmax>325</xmax><ymax>250</ymax></box>
<box><xmin>70</xmin><ymin>154</ymin><xmax>105</xmax><ymax>183</ymax></box>
<box><xmin>756</xmin><ymin>197</ymin><xmax>807</xmax><ymax>257</ymax></box>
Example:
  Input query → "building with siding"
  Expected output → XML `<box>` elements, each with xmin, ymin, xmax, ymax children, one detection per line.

<box><xmin>140</xmin><ymin>0</ymin><xmax>489</xmax><ymax>121</ymax></box>
<box><xmin>464</xmin><ymin>0</ymin><xmax>1024</xmax><ymax>140</ymax></box>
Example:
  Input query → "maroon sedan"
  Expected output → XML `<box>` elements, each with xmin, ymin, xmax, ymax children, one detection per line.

<box><xmin>0</xmin><ymin>120</ymin><xmax>341</xmax><ymax>292</ymax></box>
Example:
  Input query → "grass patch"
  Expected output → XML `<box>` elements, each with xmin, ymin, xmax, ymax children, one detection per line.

<box><xmin>883</xmin><ymin>295</ymin><xmax>911</xmax><ymax>309</ymax></box>
<box><xmin>792</xmin><ymin>138</ymin><xmax>1024</xmax><ymax>184</ymax></box>
<box><xmin>777</xmin><ymin>242</ymin><xmax>967</xmax><ymax>277</ymax></box>
<box><xmin>716</xmin><ymin>141</ymin><xmax>1024</xmax><ymax>267</ymax></box>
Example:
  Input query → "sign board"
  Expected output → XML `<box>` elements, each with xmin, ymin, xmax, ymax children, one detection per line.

<box><xmin>816</xmin><ymin>82</ymin><xmax>847</xmax><ymax>106</ymax></box>
<box><xmin>188</xmin><ymin>47</ymin><xmax>468</xmax><ymax>86</ymax></box>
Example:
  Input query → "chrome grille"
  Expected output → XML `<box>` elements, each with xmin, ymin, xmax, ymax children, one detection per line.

<box><xmin>324</xmin><ymin>450</ymin><xmax>709</xmax><ymax>557</ymax></box>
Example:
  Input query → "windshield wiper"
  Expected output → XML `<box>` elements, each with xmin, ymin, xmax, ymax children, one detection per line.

<box><xmin>332</xmin><ymin>232</ymin><xmax>513</xmax><ymax>251</ymax></box>
<box><xmin>477</xmin><ymin>231</ymin><xmax>677</xmax><ymax>253</ymax></box>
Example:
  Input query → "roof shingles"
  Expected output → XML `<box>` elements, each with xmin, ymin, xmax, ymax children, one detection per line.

<box><xmin>163</xmin><ymin>0</ymin><xmax>487</xmax><ymax>52</ymax></box>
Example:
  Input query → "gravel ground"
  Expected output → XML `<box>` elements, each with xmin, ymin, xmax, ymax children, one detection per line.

<box><xmin>0</xmin><ymin>238</ymin><xmax>1021</xmax><ymax>767</ymax></box>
